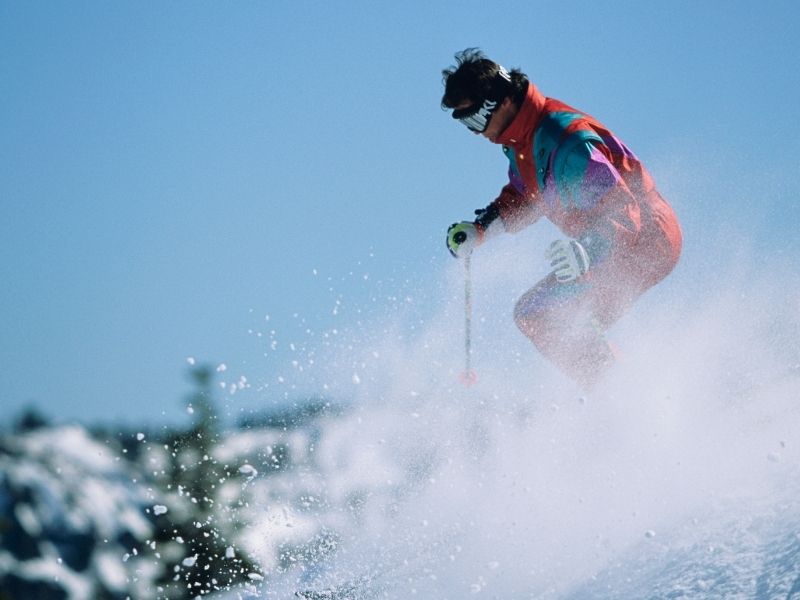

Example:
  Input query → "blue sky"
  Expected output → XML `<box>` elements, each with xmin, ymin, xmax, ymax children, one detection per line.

<box><xmin>2</xmin><ymin>1</ymin><xmax>799</xmax><ymax>426</ymax></box>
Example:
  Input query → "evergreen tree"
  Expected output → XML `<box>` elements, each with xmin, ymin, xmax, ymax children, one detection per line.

<box><xmin>150</xmin><ymin>364</ymin><xmax>260</xmax><ymax>598</ymax></box>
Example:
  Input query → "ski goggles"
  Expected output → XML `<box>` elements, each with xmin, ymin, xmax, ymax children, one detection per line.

<box><xmin>450</xmin><ymin>65</ymin><xmax>511</xmax><ymax>133</ymax></box>
<box><xmin>452</xmin><ymin>98</ymin><xmax>500</xmax><ymax>133</ymax></box>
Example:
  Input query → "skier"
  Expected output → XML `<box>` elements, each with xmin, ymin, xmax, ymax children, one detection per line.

<box><xmin>442</xmin><ymin>49</ymin><xmax>682</xmax><ymax>389</ymax></box>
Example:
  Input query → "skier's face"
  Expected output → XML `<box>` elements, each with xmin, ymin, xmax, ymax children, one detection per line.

<box><xmin>454</xmin><ymin>97</ymin><xmax>518</xmax><ymax>144</ymax></box>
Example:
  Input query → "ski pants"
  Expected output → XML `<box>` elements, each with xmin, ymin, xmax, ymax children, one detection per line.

<box><xmin>513</xmin><ymin>193</ymin><xmax>682</xmax><ymax>388</ymax></box>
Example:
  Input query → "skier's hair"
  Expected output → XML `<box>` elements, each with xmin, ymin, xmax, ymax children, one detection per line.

<box><xmin>441</xmin><ymin>48</ymin><xmax>529</xmax><ymax>110</ymax></box>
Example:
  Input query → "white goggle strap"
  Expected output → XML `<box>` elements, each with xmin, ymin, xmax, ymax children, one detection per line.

<box><xmin>459</xmin><ymin>99</ymin><xmax>498</xmax><ymax>132</ymax></box>
<box><xmin>460</xmin><ymin>112</ymin><xmax>488</xmax><ymax>132</ymax></box>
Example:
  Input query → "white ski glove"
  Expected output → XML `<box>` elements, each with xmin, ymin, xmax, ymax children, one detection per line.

<box><xmin>447</xmin><ymin>221</ymin><xmax>481</xmax><ymax>258</ymax></box>
<box><xmin>546</xmin><ymin>239</ymin><xmax>590</xmax><ymax>283</ymax></box>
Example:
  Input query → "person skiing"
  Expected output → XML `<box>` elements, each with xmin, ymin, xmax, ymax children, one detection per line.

<box><xmin>442</xmin><ymin>49</ymin><xmax>682</xmax><ymax>389</ymax></box>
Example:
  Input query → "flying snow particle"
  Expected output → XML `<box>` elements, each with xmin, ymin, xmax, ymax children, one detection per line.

<box><xmin>136</xmin><ymin>433</ymin><xmax>145</xmax><ymax>441</ymax></box>
<box><xmin>226</xmin><ymin>546</ymin><xmax>236</xmax><ymax>559</ymax></box>
<box><xmin>182</xmin><ymin>555</ymin><xmax>198</xmax><ymax>567</ymax></box>
<box><xmin>470</xmin><ymin>576</ymin><xmax>486</xmax><ymax>593</ymax></box>
<box><xmin>352</xmin><ymin>373</ymin><xmax>361</xmax><ymax>385</ymax></box>
<box><xmin>186</xmin><ymin>357</ymin><xmax>196</xmax><ymax>365</ymax></box>
<box><xmin>247</xmin><ymin>573</ymin><xmax>264</xmax><ymax>581</ymax></box>
<box><xmin>645</xmin><ymin>530</ymin><xmax>656</xmax><ymax>538</ymax></box>
<box><xmin>239</xmin><ymin>464</ymin><xmax>258</xmax><ymax>480</ymax></box>
<box><xmin>153</xmin><ymin>505</ymin><xmax>168</xmax><ymax>516</ymax></box>
<box><xmin>216</xmin><ymin>363</ymin><xmax>227</xmax><ymax>372</ymax></box>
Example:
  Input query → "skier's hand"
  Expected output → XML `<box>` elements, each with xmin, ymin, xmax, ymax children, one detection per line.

<box><xmin>447</xmin><ymin>222</ymin><xmax>481</xmax><ymax>258</ymax></box>
<box><xmin>546</xmin><ymin>239</ymin><xmax>590</xmax><ymax>282</ymax></box>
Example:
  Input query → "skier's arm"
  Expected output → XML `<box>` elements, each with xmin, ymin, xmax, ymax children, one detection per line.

<box><xmin>477</xmin><ymin>183</ymin><xmax>544</xmax><ymax>235</ymax></box>
<box><xmin>448</xmin><ymin>176</ymin><xmax>545</xmax><ymax>257</ymax></box>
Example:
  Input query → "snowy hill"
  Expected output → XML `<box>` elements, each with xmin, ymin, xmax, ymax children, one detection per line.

<box><xmin>565</xmin><ymin>494</ymin><xmax>800</xmax><ymax>599</ymax></box>
<box><xmin>3</xmin><ymin>390</ymin><xmax>800</xmax><ymax>600</ymax></box>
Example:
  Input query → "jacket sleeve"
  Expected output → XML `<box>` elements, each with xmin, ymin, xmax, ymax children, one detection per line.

<box><xmin>480</xmin><ymin>183</ymin><xmax>545</xmax><ymax>234</ymax></box>
<box><xmin>554</xmin><ymin>138</ymin><xmax>642</xmax><ymax>266</ymax></box>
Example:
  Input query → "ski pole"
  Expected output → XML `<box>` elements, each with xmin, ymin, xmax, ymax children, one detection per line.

<box><xmin>460</xmin><ymin>252</ymin><xmax>478</xmax><ymax>386</ymax></box>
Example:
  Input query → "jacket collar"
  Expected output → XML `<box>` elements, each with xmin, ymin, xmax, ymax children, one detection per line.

<box><xmin>495</xmin><ymin>82</ymin><xmax>547</xmax><ymax>147</ymax></box>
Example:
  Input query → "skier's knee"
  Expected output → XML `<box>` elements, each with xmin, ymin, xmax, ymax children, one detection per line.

<box><xmin>513</xmin><ymin>296</ymin><xmax>537</xmax><ymax>336</ymax></box>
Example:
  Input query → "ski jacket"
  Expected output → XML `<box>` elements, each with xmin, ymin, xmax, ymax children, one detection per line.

<box><xmin>484</xmin><ymin>83</ymin><xmax>682</xmax><ymax>278</ymax></box>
